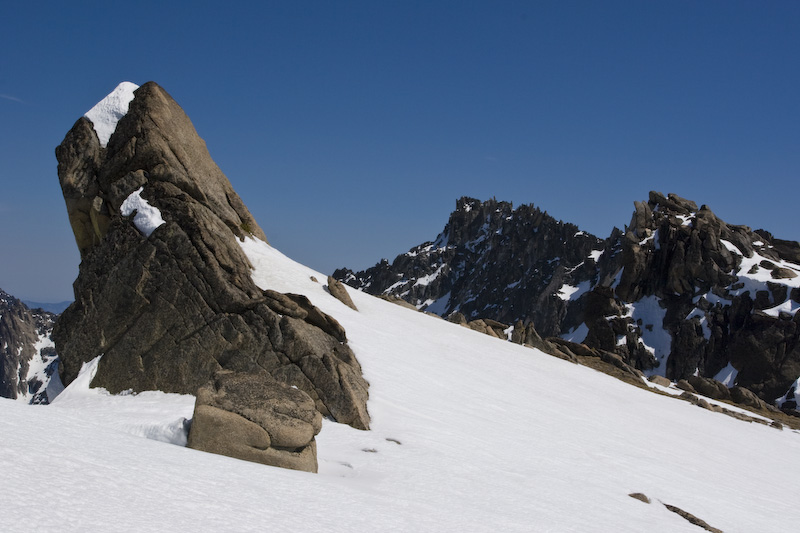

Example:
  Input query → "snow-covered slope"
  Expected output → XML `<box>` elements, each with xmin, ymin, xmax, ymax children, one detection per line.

<box><xmin>2</xmin><ymin>238</ymin><xmax>799</xmax><ymax>532</ymax></box>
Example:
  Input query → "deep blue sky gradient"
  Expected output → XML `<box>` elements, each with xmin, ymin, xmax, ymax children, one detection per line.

<box><xmin>2</xmin><ymin>1</ymin><xmax>798</xmax><ymax>301</ymax></box>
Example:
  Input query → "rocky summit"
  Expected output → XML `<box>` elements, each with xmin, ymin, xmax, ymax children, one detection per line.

<box><xmin>336</xmin><ymin>192</ymin><xmax>800</xmax><ymax>402</ymax></box>
<box><xmin>53</xmin><ymin>82</ymin><xmax>369</xmax><ymax>470</ymax></box>
<box><xmin>0</xmin><ymin>289</ymin><xmax>61</xmax><ymax>403</ymax></box>
<box><xmin>335</xmin><ymin>197</ymin><xmax>603</xmax><ymax>336</ymax></box>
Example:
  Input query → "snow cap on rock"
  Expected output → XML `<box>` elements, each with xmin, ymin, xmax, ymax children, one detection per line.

<box><xmin>84</xmin><ymin>81</ymin><xmax>139</xmax><ymax>147</ymax></box>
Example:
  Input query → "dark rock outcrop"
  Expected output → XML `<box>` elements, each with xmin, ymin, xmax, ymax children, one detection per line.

<box><xmin>337</xmin><ymin>191</ymin><xmax>800</xmax><ymax>402</ymax></box>
<box><xmin>334</xmin><ymin>197</ymin><xmax>603</xmax><ymax>337</ymax></box>
<box><xmin>0</xmin><ymin>289</ymin><xmax>60</xmax><ymax>403</ymax></box>
<box><xmin>54</xmin><ymin>82</ymin><xmax>369</xmax><ymax>433</ymax></box>
<box><xmin>187</xmin><ymin>371</ymin><xmax>321</xmax><ymax>472</ymax></box>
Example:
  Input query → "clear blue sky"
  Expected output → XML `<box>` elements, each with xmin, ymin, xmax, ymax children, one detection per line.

<box><xmin>2</xmin><ymin>1</ymin><xmax>798</xmax><ymax>302</ymax></box>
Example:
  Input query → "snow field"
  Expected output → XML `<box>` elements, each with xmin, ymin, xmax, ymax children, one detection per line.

<box><xmin>2</xmin><ymin>238</ymin><xmax>799</xmax><ymax>531</ymax></box>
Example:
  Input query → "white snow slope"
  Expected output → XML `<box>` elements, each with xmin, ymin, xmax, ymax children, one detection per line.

<box><xmin>3</xmin><ymin>237</ymin><xmax>799</xmax><ymax>532</ymax></box>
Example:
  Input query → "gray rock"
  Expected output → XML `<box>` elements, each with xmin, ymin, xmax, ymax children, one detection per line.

<box><xmin>687</xmin><ymin>375</ymin><xmax>731</xmax><ymax>401</ymax></box>
<box><xmin>648</xmin><ymin>375</ymin><xmax>672</xmax><ymax>387</ymax></box>
<box><xmin>447</xmin><ymin>312</ymin><xmax>468</xmax><ymax>325</ymax></box>
<box><xmin>326</xmin><ymin>276</ymin><xmax>358</xmax><ymax>311</ymax></box>
<box><xmin>730</xmin><ymin>386</ymin><xmax>770</xmax><ymax>411</ymax></box>
<box><xmin>771</xmin><ymin>267</ymin><xmax>798</xmax><ymax>279</ymax></box>
<box><xmin>663</xmin><ymin>503</ymin><xmax>723</xmax><ymax>533</ymax></box>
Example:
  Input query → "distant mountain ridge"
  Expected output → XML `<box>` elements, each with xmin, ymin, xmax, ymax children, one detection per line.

<box><xmin>22</xmin><ymin>300</ymin><xmax>73</xmax><ymax>314</ymax></box>
<box><xmin>336</xmin><ymin>197</ymin><xmax>606</xmax><ymax>336</ymax></box>
<box><xmin>0</xmin><ymin>288</ymin><xmax>62</xmax><ymax>403</ymax></box>
<box><xmin>335</xmin><ymin>192</ymin><xmax>800</xmax><ymax>401</ymax></box>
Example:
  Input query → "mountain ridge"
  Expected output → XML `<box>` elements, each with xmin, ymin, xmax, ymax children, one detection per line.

<box><xmin>0</xmin><ymin>288</ymin><xmax>62</xmax><ymax>403</ymax></box>
<box><xmin>336</xmin><ymin>192</ymin><xmax>800</xmax><ymax>401</ymax></box>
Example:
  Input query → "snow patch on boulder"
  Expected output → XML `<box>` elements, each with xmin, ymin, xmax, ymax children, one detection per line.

<box><xmin>120</xmin><ymin>187</ymin><xmax>165</xmax><ymax>236</ymax></box>
<box><xmin>84</xmin><ymin>81</ymin><xmax>139</xmax><ymax>147</ymax></box>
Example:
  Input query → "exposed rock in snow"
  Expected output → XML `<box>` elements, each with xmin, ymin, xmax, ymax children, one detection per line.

<box><xmin>54</xmin><ymin>81</ymin><xmax>370</xmax><ymax>454</ymax></box>
<box><xmin>188</xmin><ymin>370</ymin><xmax>322</xmax><ymax>472</ymax></box>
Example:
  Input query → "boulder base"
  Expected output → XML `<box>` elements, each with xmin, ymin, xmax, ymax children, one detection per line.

<box><xmin>187</xmin><ymin>371</ymin><xmax>322</xmax><ymax>472</ymax></box>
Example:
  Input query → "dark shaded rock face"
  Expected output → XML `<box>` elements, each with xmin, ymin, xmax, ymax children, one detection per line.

<box><xmin>337</xmin><ymin>192</ymin><xmax>800</xmax><ymax>401</ymax></box>
<box><xmin>53</xmin><ymin>82</ymin><xmax>369</xmax><ymax>431</ymax></box>
<box><xmin>0</xmin><ymin>289</ymin><xmax>60</xmax><ymax>403</ymax></box>
<box><xmin>335</xmin><ymin>197</ymin><xmax>603</xmax><ymax>337</ymax></box>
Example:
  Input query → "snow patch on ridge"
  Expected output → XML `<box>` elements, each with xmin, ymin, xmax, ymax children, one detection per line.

<box><xmin>84</xmin><ymin>81</ymin><xmax>139</xmax><ymax>147</ymax></box>
<box><xmin>562</xmin><ymin>322</ymin><xmax>588</xmax><ymax>343</ymax></box>
<box><xmin>776</xmin><ymin>377</ymin><xmax>800</xmax><ymax>409</ymax></box>
<box><xmin>557</xmin><ymin>280</ymin><xmax>590</xmax><ymax>301</ymax></box>
<box><xmin>685</xmin><ymin>308</ymin><xmax>711</xmax><ymax>340</ymax></box>
<box><xmin>627</xmin><ymin>297</ymin><xmax>672</xmax><ymax>377</ymax></box>
<box><xmin>424</xmin><ymin>292</ymin><xmax>451</xmax><ymax>315</ymax></box>
<box><xmin>17</xmin><ymin>333</ymin><xmax>63</xmax><ymax>403</ymax></box>
<box><xmin>721</xmin><ymin>239</ymin><xmax>800</xmax><ymax>316</ymax></box>
<box><xmin>713</xmin><ymin>363</ymin><xmax>738</xmax><ymax>387</ymax></box>
<box><xmin>414</xmin><ymin>264</ymin><xmax>446</xmax><ymax>287</ymax></box>
<box><xmin>121</xmin><ymin>187</ymin><xmax>165</xmax><ymax>236</ymax></box>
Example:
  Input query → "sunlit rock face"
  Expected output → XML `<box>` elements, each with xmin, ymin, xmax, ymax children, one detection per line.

<box><xmin>53</xmin><ymin>82</ymin><xmax>370</xmax><ymax>453</ymax></box>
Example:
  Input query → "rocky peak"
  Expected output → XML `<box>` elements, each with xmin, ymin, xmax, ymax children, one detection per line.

<box><xmin>0</xmin><ymin>289</ymin><xmax>60</xmax><ymax>403</ymax></box>
<box><xmin>559</xmin><ymin>191</ymin><xmax>800</xmax><ymax>399</ymax></box>
<box><xmin>336</xmin><ymin>196</ymin><xmax>602</xmax><ymax>335</ymax></box>
<box><xmin>54</xmin><ymin>82</ymin><xmax>370</xmax><ymax>471</ymax></box>
<box><xmin>57</xmin><ymin>82</ymin><xmax>266</xmax><ymax>261</ymax></box>
<box><xmin>337</xmin><ymin>190</ymin><xmax>800</xmax><ymax>403</ymax></box>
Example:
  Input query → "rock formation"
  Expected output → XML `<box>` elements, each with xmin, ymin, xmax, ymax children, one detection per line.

<box><xmin>326</xmin><ymin>276</ymin><xmax>358</xmax><ymax>311</ymax></box>
<box><xmin>188</xmin><ymin>371</ymin><xmax>321</xmax><ymax>472</ymax></box>
<box><xmin>53</xmin><ymin>82</ymin><xmax>369</xmax><ymax>469</ymax></box>
<box><xmin>337</xmin><ymin>192</ymin><xmax>800</xmax><ymax>402</ymax></box>
<box><xmin>335</xmin><ymin>197</ymin><xmax>602</xmax><ymax>336</ymax></box>
<box><xmin>0</xmin><ymin>289</ymin><xmax>61</xmax><ymax>403</ymax></box>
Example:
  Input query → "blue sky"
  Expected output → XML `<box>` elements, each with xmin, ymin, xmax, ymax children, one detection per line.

<box><xmin>1</xmin><ymin>1</ymin><xmax>798</xmax><ymax>302</ymax></box>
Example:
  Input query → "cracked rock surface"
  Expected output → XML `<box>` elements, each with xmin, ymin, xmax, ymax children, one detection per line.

<box><xmin>53</xmin><ymin>82</ymin><xmax>370</xmax><ymax>459</ymax></box>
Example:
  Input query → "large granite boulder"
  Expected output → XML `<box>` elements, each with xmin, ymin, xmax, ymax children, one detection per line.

<box><xmin>53</xmin><ymin>82</ymin><xmax>369</xmax><ymax>433</ymax></box>
<box><xmin>187</xmin><ymin>371</ymin><xmax>322</xmax><ymax>472</ymax></box>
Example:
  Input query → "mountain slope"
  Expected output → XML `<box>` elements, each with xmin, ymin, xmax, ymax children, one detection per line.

<box><xmin>3</xmin><ymin>239</ymin><xmax>797</xmax><ymax>532</ymax></box>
